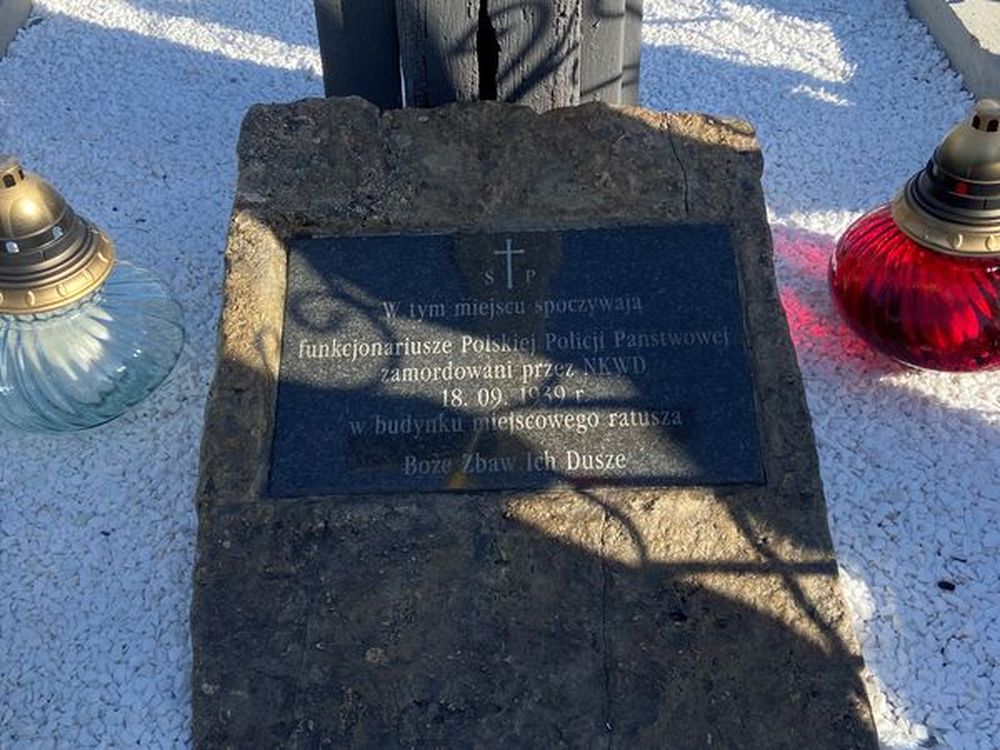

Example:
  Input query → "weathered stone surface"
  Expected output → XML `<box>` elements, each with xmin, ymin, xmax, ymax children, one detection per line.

<box><xmin>192</xmin><ymin>97</ymin><xmax>877</xmax><ymax>749</ymax></box>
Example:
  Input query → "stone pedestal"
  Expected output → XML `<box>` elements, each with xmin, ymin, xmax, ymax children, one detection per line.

<box><xmin>191</xmin><ymin>97</ymin><xmax>877</xmax><ymax>749</ymax></box>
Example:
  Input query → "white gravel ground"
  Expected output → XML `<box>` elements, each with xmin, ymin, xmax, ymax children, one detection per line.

<box><xmin>0</xmin><ymin>1</ymin><xmax>996</xmax><ymax>748</ymax></box>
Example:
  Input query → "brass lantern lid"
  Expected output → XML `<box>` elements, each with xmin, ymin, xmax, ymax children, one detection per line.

<box><xmin>0</xmin><ymin>155</ymin><xmax>115</xmax><ymax>314</ymax></box>
<box><xmin>892</xmin><ymin>99</ymin><xmax>1000</xmax><ymax>256</ymax></box>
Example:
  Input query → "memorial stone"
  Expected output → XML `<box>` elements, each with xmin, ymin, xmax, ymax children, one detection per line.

<box><xmin>191</xmin><ymin>97</ymin><xmax>878</xmax><ymax>749</ymax></box>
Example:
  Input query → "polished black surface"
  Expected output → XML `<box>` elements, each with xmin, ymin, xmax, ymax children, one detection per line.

<box><xmin>268</xmin><ymin>226</ymin><xmax>763</xmax><ymax>496</ymax></box>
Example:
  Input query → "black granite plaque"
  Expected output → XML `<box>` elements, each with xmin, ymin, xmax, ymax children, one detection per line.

<box><xmin>268</xmin><ymin>226</ymin><xmax>763</xmax><ymax>496</ymax></box>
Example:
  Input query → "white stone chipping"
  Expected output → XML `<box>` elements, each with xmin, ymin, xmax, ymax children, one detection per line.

<box><xmin>0</xmin><ymin>1</ymin><xmax>996</xmax><ymax>748</ymax></box>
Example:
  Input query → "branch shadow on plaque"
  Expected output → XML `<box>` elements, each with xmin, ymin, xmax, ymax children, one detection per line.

<box><xmin>272</xmin><ymin>225</ymin><xmax>764</xmax><ymax>499</ymax></box>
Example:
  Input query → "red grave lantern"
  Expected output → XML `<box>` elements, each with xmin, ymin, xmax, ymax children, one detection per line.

<box><xmin>830</xmin><ymin>99</ymin><xmax>1000</xmax><ymax>372</ymax></box>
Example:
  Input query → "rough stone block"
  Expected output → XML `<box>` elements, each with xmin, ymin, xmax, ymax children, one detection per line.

<box><xmin>191</xmin><ymin>97</ymin><xmax>877</xmax><ymax>749</ymax></box>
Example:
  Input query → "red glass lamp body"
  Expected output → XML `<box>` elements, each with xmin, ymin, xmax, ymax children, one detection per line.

<box><xmin>830</xmin><ymin>206</ymin><xmax>1000</xmax><ymax>371</ymax></box>
<box><xmin>830</xmin><ymin>100</ymin><xmax>1000</xmax><ymax>372</ymax></box>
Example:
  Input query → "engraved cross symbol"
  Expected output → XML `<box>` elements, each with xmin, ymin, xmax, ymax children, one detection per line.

<box><xmin>494</xmin><ymin>238</ymin><xmax>525</xmax><ymax>290</ymax></box>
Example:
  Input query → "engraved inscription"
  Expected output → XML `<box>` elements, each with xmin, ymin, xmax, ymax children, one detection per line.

<box><xmin>269</xmin><ymin>226</ymin><xmax>763</xmax><ymax>496</ymax></box>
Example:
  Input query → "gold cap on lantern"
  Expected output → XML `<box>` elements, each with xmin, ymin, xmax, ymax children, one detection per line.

<box><xmin>0</xmin><ymin>156</ymin><xmax>115</xmax><ymax>314</ymax></box>
<box><xmin>891</xmin><ymin>99</ymin><xmax>1000</xmax><ymax>256</ymax></box>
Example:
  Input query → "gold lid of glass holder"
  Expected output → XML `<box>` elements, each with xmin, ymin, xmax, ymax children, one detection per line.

<box><xmin>891</xmin><ymin>99</ymin><xmax>1000</xmax><ymax>257</ymax></box>
<box><xmin>0</xmin><ymin>155</ymin><xmax>115</xmax><ymax>314</ymax></box>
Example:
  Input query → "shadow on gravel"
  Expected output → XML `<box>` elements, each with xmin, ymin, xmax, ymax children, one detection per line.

<box><xmin>122</xmin><ymin>0</ymin><xmax>321</xmax><ymax>49</ymax></box>
<box><xmin>640</xmin><ymin>0</ymin><xmax>971</xmax><ymax>219</ymax></box>
<box><xmin>769</xmin><ymin>222</ymin><xmax>999</xmax><ymax>750</ymax></box>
